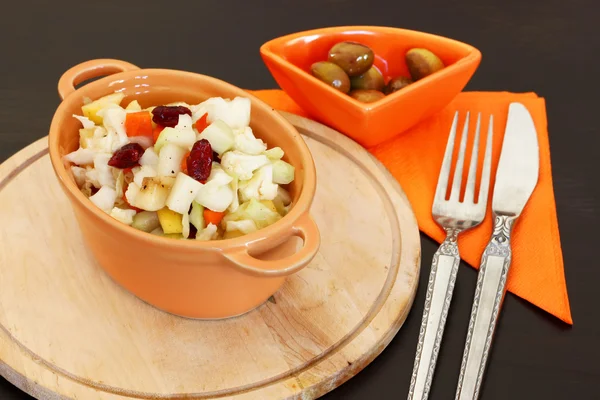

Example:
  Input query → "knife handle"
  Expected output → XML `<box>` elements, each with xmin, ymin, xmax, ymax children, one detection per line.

<box><xmin>455</xmin><ymin>214</ymin><xmax>516</xmax><ymax>400</ymax></box>
<box><xmin>408</xmin><ymin>228</ymin><xmax>461</xmax><ymax>400</ymax></box>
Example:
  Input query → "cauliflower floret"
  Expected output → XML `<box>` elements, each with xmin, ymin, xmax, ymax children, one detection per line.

<box><xmin>234</xmin><ymin>127</ymin><xmax>267</xmax><ymax>155</ymax></box>
<box><xmin>220</xmin><ymin>151</ymin><xmax>269</xmax><ymax>181</ymax></box>
<box><xmin>238</xmin><ymin>164</ymin><xmax>278</xmax><ymax>202</ymax></box>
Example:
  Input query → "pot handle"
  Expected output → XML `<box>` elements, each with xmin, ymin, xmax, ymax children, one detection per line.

<box><xmin>58</xmin><ymin>59</ymin><xmax>140</xmax><ymax>100</ymax></box>
<box><xmin>223</xmin><ymin>214</ymin><xmax>320</xmax><ymax>277</ymax></box>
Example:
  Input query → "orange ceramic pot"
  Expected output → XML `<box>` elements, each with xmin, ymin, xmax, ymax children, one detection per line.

<box><xmin>261</xmin><ymin>26</ymin><xmax>481</xmax><ymax>148</ymax></box>
<box><xmin>48</xmin><ymin>59</ymin><xmax>320</xmax><ymax>319</ymax></box>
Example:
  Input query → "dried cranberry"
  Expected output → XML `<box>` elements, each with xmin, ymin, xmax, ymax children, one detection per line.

<box><xmin>187</xmin><ymin>139</ymin><xmax>213</xmax><ymax>183</ymax></box>
<box><xmin>188</xmin><ymin>224</ymin><xmax>197</xmax><ymax>239</ymax></box>
<box><xmin>212</xmin><ymin>151</ymin><xmax>220</xmax><ymax>163</ymax></box>
<box><xmin>151</xmin><ymin>105</ymin><xmax>192</xmax><ymax>128</ymax></box>
<box><xmin>108</xmin><ymin>143</ymin><xmax>145</xmax><ymax>169</ymax></box>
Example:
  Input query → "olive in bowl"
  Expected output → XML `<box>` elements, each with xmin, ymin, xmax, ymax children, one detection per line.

<box><xmin>260</xmin><ymin>26</ymin><xmax>482</xmax><ymax>147</ymax></box>
<box><xmin>309</xmin><ymin>39</ymin><xmax>446</xmax><ymax>104</ymax></box>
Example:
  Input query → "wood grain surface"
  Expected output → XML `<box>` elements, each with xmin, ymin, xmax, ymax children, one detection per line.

<box><xmin>0</xmin><ymin>113</ymin><xmax>421</xmax><ymax>400</ymax></box>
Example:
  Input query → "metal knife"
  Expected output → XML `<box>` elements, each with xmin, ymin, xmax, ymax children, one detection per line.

<box><xmin>454</xmin><ymin>102</ymin><xmax>540</xmax><ymax>400</ymax></box>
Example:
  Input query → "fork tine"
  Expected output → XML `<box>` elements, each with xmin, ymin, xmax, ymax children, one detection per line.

<box><xmin>434</xmin><ymin>111</ymin><xmax>459</xmax><ymax>203</ymax></box>
<box><xmin>477</xmin><ymin>115</ymin><xmax>494</xmax><ymax>205</ymax></box>
<box><xmin>449</xmin><ymin>112</ymin><xmax>470</xmax><ymax>202</ymax></box>
<box><xmin>464</xmin><ymin>113</ymin><xmax>481</xmax><ymax>203</ymax></box>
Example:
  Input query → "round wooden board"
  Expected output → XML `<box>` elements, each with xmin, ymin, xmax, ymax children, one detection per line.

<box><xmin>0</xmin><ymin>112</ymin><xmax>421</xmax><ymax>400</ymax></box>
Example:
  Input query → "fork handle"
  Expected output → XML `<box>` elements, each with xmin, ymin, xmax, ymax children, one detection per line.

<box><xmin>455</xmin><ymin>214</ymin><xmax>516</xmax><ymax>400</ymax></box>
<box><xmin>408</xmin><ymin>228</ymin><xmax>461</xmax><ymax>400</ymax></box>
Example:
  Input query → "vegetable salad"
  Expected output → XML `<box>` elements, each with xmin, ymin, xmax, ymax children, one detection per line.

<box><xmin>64</xmin><ymin>93</ymin><xmax>295</xmax><ymax>240</ymax></box>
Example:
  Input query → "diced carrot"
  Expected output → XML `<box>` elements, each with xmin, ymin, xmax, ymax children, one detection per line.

<box><xmin>195</xmin><ymin>113</ymin><xmax>209</xmax><ymax>133</ymax></box>
<box><xmin>153</xmin><ymin>125</ymin><xmax>165</xmax><ymax>143</ymax></box>
<box><xmin>203</xmin><ymin>209</ymin><xmax>225</xmax><ymax>226</ymax></box>
<box><xmin>181</xmin><ymin>151</ymin><xmax>190</xmax><ymax>174</ymax></box>
<box><xmin>125</xmin><ymin>111</ymin><xmax>153</xmax><ymax>138</ymax></box>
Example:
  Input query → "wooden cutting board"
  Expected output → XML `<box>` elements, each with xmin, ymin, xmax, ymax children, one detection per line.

<box><xmin>0</xmin><ymin>112</ymin><xmax>421</xmax><ymax>400</ymax></box>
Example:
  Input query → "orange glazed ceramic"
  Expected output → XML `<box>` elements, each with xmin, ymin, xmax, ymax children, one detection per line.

<box><xmin>260</xmin><ymin>26</ymin><xmax>482</xmax><ymax>147</ymax></box>
<box><xmin>49</xmin><ymin>59</ymin><xmax>320</xmax><ymax>319</ymax></box>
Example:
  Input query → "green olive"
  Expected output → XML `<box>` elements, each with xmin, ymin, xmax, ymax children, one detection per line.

<box><xmin>310</xmin><ymin>61</ymin><xmax>351</xmax><ymax>93</ymax></box>
<box><xmin>328</xmin><ymin>41</ymin><xmax>375</xmax><ymax>77</ymax></box>
<box><xmin>405</xmin><ymin>48</ymin><xmax>444</xmax><ymax>81</ymax></box>
<box><xmin>350</xmin><ymin>66</ymin><xmax>385</xmax><ymax>91</ymax></box>
<box><xmin>349</xmin><ymin>89</ymin><xmax>386</xmax><ymax>103</ymax></box>
<box><xmin>383</xmin><ymin>76</ymin><xmax>413</xmax><ymax>94</ymax></box>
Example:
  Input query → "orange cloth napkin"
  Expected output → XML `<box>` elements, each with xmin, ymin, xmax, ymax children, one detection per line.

<box><xmin>248</xmin><ymin>89</ymin><xmax>572</xmax><ymax>325</ymax></box>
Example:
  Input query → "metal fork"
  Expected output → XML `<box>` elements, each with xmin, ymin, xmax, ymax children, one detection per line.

<box><xmin>407</xmin><ymin>111</ymin><xmax>494</xmax><ymax>400</ymax></box>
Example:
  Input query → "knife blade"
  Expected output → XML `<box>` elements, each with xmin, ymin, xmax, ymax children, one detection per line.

<box><xmin>455</xmin><ymin>102</ymin><xmax>539</xmax><ymax>400</ymax></box>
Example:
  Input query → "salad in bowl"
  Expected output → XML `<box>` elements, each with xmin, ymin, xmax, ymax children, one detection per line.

<box><xmin>64</xmin><ymin>92</ymin><xmax>295</xmax><ymax>241</ymax></box>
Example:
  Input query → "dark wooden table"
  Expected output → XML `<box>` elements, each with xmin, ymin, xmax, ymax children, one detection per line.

<box><xmin>1</xmin><ymin>0</ymin><xmax>597</xmax><ymax>398</ymax></box>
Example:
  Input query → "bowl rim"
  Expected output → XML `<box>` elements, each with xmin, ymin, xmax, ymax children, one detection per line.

<box><xmin>259</xmin><ymin>25</ymin><xmax>482</xmax><ymax>110</ymax></box>
<box><xmin>48</xmin><ymin>67</ymin><xmax>317</xmax><ymax>252</ymax></box>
